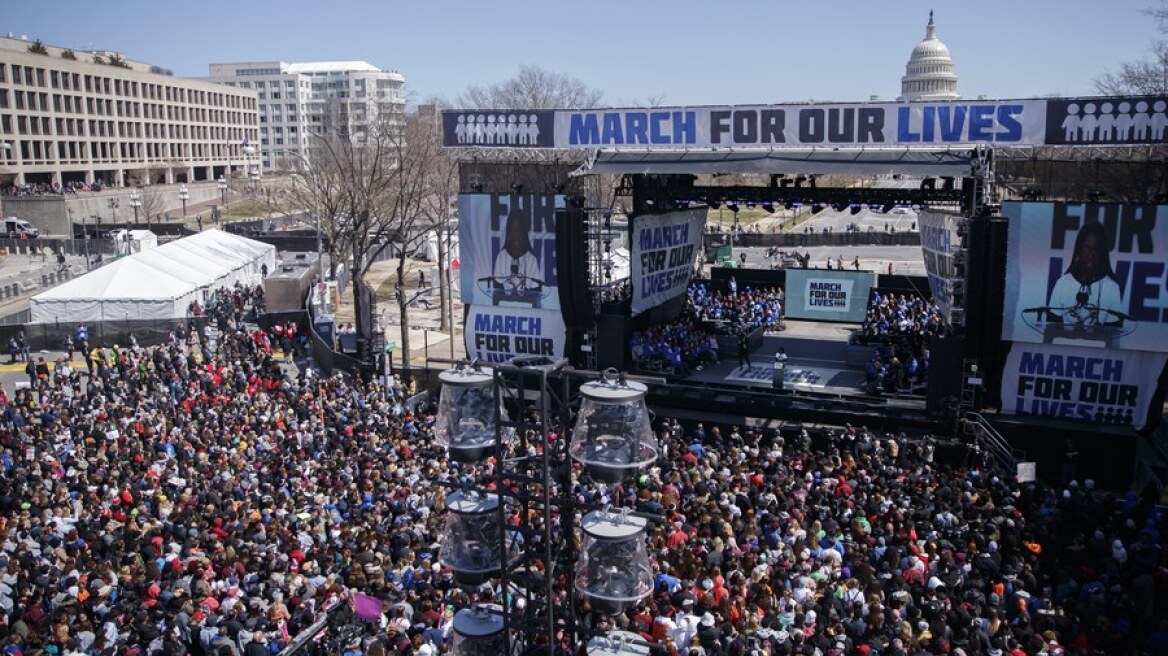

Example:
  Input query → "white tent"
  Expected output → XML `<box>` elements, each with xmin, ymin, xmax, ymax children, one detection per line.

<box><xmin>30</xmin><ymin>230</ymin><xmax>277</xmax><ymax>323</ymax></box>
<box><xmin>112</xmin><ymin>229</ymin><xmax>159</xmax><ymax>254</ymax></box>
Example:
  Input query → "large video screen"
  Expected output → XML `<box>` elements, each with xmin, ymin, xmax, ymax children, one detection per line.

<box><xmin>458</xmin><ymin>193</ymin><xmax>563</xmax><ymax>310</ymax></box>
<box><xmin>1001</xmin><ymin>202</ymin><xmax>1168</xmax><ymax>352</ymax></box>
<box><xmin>783</xmin><ymin>269</ymin><xmax>876</xmax><ymax>323</ymax></box>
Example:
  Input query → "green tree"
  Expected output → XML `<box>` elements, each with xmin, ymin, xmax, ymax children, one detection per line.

<box><xmin>27</xmin><ymin>40</ymin><xmax>48</xmax><ymax>55</ymax></box>
<box><xmin>105</xmin><ymin>53</ymin><xmax>130</xmax><ymax>69</ymax></box>
<box><xmin>60</xmin><ymin>49</ymin><xmax>77</xmax><ymax>61</ymax></box>
<box><xmin>1095</xmin><ymin>3</ymin><xmax>1168</xmax><ymax>95</ymax></box>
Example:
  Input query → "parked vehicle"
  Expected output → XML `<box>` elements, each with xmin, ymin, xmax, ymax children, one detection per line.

<box><xmin>2</xmin><ymin>217</ymin><xmax>39</xmax><ymax>238</ymax></box>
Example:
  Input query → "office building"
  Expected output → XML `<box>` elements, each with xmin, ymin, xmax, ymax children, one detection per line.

<box><xmin>0</xmin><ymin>34</ymin><xmax>258</xmax><ymax>189</ymax></box>
<box><xmin>206</xmin><ymin>60</ymin><xmax>405</xmax><ymax>172</ymax></box>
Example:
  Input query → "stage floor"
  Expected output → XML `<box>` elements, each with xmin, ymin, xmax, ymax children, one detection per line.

<box><xmin>683</xmin><ymin>320</ymin><xmax>869</xmax><ymax>394</ymax></box>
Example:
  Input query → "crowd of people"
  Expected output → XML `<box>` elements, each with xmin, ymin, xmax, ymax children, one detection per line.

<box><xmin>0</xmin><ymin>290</ymin><xmax>456</xmax><ymax>656</ymax></box>
<box><xmin>631</xmin><ymin>320</ymin><xmax>719</xmax><ymax>378</ymax></box>
<box><xmin>187</xmin><ymin>285</ymin><xmax>267</xmax><ymax>330</ymax></box>
<box><xmin>853</xmin><ymin>292</ymin><xmax>942</xmax><ymax>396</ymax></box>
<box><xmin>597</xmin><ymin>422</ymin><xmax>1167</xmax><ymax>656</ymax></box>
<box><xmin>0</xmin><ymin>272</ymin><xmax>1163</xmax><ymax>656</ymax></box>
<box><xmin>687</xmin><ymin>283</ymin><xmax>785</xmax><ymax>335</ymax></box>
<box><xmin>855</xmin><ymin>292</ymin><xmax>945</xmax><ymax>347</ymax></box>
<box><xmin>2</xmin><ymin>181</ymin><xmax>110</xmax><ymax>197</ymax></box>
<box><xmin>629</xmin><ymin>282</ymin><xmax>787</xmax><ymax>377</ymax></box>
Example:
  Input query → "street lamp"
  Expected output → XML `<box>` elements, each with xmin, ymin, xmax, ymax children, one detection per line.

<box><xmin>128</xmin><ymin>188</ymin><xmax>141</xmax><ymax>224</ymax></box>
<box><xmin>243</xmin><ymin>143</ymin><xmax>259</xmax><ymax>195</ymax></box>
<box><xmin>217</xmin><ymin>176</ymin><xmax>228</xmax><ymax>206</ymax></box>
<box><xmin>178</xmin><ymin>184</ymin><xmax>190</xmax><ymax>217</ymax></box>
<box><xmin>291</xmin><ymin>154</ymin><xmax>325</xmax><ymax>283</ymax></box>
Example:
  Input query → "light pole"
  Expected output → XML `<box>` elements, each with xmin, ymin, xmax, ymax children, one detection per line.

<box><xmin>218</xmin><ymin>176</ymin><xmax>228</xmax><ymax>205</ymax></box>
<box><xmin>178</xmin><ymin>184</ymin><xmax>190</xmax><ymax>217</ymax></box>
<box><xmin>128</xmin><ymin>188</ymin><xmax>141</xmax><ymax>224</ymax></box>
<box><xmin>291</xmin><ymin>153</ymin><xmax>324</xmax><ymax>283</ymax></box>
<box><xmin>107</xmin><ymin>198</ymin><xmax>119</xmax><ymax>225</ymax></box>
<box><xmin>243</xmin><ymin>143</ymin><xmax>258</xmax><ymax>195</ymax></box>
<box><xmin>0</xmin><ymin>143</ymin><xmax>10</xmax><ymax>211</ymax></box>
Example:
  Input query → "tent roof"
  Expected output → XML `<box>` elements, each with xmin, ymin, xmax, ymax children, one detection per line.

<box><xmin>133</xmin><ymin>249</ymin><xmax>222</xmax><ymax>286</ymax></box>
<box><xmin>33</xmin><ymin>229</ymin><xmax>275</xmax><ymax>304</ymax></box>
<box><xmin>35</xmin><ymin>257</ymin><xmax>196</xmax><ymax>301</ymax></box>
<box><xmin>170</xmin><ymin>229</ymin><xmax>274</xmax><ymax>268</ymax></box>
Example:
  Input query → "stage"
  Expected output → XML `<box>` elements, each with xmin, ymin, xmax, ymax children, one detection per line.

<box><xmin>680</xmin><ymin>320</ymin><xmax>891</xmax><ymax>398</ymax></box>
<box><xmin>637</xmin><ymin>319</ymin><xmax>938</xmax><ymax>438</ymax></box>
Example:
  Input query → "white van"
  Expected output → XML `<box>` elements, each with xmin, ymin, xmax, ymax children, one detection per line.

<box><xmin>2</xmin><ymin>217</ymin><xmax>39</xmax><ymax>239</ymax></box>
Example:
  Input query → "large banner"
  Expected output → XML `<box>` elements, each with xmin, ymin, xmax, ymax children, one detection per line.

<box><xmin>464</xmin><ymin>305</ymin><xmax>566</xmax><ymax>364</ymax></box>
<box><xmin>443</xmin><ymin>96</ymin><xmax>1168</xmax><ymax>149</ymax></box>
<box><xmin>1001</xmin><ymin>202</ymin><xmax>1168</xmax><ymax>353</ymax></box>
<box><xmin>918</xmin><ymin>209</ymin><xmax>964</xmax><ymax>323</ymax></box>
<box><xmin>458</xmin><ymin>193</ymin><xmax>563</xmax><ymax>310</ymax></box>
<box><xmin>999</xmin><ymin>342</ymin><xmax>1168</xmax><ymax>430</ymax></box>
<box><xmin>784</xmin><ymin>269</ymin><xmax>876</xmax><ymax>323</ymax></box>
<box><xmin>631</xmin><ymin>209</ymin><xmax>705</xmax><ymax>316</ymax></box>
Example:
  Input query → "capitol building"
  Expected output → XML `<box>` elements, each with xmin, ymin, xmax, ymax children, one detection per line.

<box><xmin>898</xmin><ymin>11</ymin><xmax>960</xmax><ymax>101</ymax></box>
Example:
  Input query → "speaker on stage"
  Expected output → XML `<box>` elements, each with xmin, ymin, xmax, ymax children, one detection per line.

<box><xmin>555</xmin><ymin>203</ymin><xmax>594</xmax><ymax>330</ymax></box>
<box><xmin>926</xmin><ymin>335</ymin><xmax>966</xmax><ymax>413</ymax></box>
<box><xmin>595</xmin><ymin>314</ymin><xmax>627</xmax><ymax>371</ymax></box>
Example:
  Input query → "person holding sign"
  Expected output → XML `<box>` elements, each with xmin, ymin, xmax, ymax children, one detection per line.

<box><xmin>492</xmin><ymin>205</ymin><xmax>544</xmax><ymax>306</ymax></box>
<box><xmin>1046</xmin><ymin>221</ymin><xmax>1124</xmax><ymax>328</ymax></box>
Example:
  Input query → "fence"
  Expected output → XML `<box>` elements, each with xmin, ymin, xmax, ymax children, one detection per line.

<box><xmin>0</xmin><ymin>317</ymin><xmax>212</xmax><ymax>351</ymax></box>
<box><xmin>70</xmin><ymin>222</ymin><xmax>195</xmax><ymax>239</ymax></box>
<box><xmin>713</xmin><ymin>231</ymin><xmax>921</xmax><ymax>249</ymax></box>
<box><xmin>0</xmin><ymin>308</ymin><xmax>313</xmax><ymax>352</ymax></box>
<box><xmin>0</xmin><ymin>236</ymin><xmax>118</xmax><ymax>258</ymax></box>
<box><xmin>307</xmin><ymin>302</ymin><xmax>368</xmax><ymax>380</ymax></box>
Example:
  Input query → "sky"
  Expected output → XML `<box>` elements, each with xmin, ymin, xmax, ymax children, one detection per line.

<box><xmin>3</xmin><ymin>0</ymin><xmax>1163</xmax><ymax>108</ymax></box>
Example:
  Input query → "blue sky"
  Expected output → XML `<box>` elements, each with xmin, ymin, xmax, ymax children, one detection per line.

<box><xmin>4</xmin><ymin>1</ymin><xmax>1162</xmax><ymax>107</ymax></box>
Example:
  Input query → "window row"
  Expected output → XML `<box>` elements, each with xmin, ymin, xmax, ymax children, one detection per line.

<box><xmin>2</xmin><ymin>62</ymin><xmax>255</xmax><ymax>109</ymax></box>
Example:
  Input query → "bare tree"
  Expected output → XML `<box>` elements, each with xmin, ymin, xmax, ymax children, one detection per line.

<box><xmin>289</xmin><ymin>109</ymin><xmax>450</xmax><ymax>378</ymax></box>
<box><xmin>413</xmin><ymin>107</ymin><xmax>459</xmax><ymax>333</ymax></box>
<box><xmin>456</xmin><ymin>65</ymin><xmax>604</xmax><ymax>110</ymax></box>
<box><xmin>138</xmin><ymin>186</ymin><xmax>167</xmax><ymax>223</ymax></box>
<box><xmin>1095</xmin><ymin>3</ymin><xmax>1168</xmax><ymax>95</ymax></box>
<box><xmin>449</xmin><ymin>67</ymin><xmax>620</xmax><ymax>210</ymax></box>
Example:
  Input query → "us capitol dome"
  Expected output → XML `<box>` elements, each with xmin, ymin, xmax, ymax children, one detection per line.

<box><xmin>897</xmin><ymin>10</ymin><xmax>960</xmax><ymax>101</ymax></box>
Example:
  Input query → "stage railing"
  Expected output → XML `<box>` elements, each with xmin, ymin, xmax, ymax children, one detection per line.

<box><xmin>962</xmin><ymin>412</ymin><xmax>1023</xmax><ymax>473</ymax></box>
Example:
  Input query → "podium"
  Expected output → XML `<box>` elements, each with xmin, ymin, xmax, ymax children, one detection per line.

<box><xmin>773</xmin><ymin>360</ymin><xmax>786</xmax><ymax>390</ymax></box>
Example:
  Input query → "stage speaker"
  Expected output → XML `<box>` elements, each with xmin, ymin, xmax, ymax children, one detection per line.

<box><xmin>555</xmin><ymin>204</ymin><xmax>595</xmax><ymax>329</ymax></box>
<box><xmin>595</xmin><ymin>313</ymin><xmax>626</xmax><ymax>371</ymax></box>
<box><xmin>926</xmin><ymin>335</ymin><xmax>967</xmax><ymax>413</ymax></box>
<box><xmin>934</xmin><ymin>442</ymin><xmax>971</xmax><ymax>468</ymax></box>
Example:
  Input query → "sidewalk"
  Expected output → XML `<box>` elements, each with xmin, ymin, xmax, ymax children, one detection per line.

<box><xmin>330</xmin><ymin>257</ymin><xmax>466</xmax><ymax>370</ymax></box>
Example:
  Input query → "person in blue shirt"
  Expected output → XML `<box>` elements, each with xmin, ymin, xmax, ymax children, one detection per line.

<box><xmin>689</xmin><ymin>440</ymin><xmax>706</xmax><ymax>459</ymax></box>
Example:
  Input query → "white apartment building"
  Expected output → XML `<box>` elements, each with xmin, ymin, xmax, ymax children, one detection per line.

<box><xmin>0</xmin><ymin>35</ymin><xmax>258</xmax><ymax>189</ymax></box>
<box><xmin>205</xmin><ymin>60</ymin><xmax>405</xmax><ymax>172</ymax></box>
